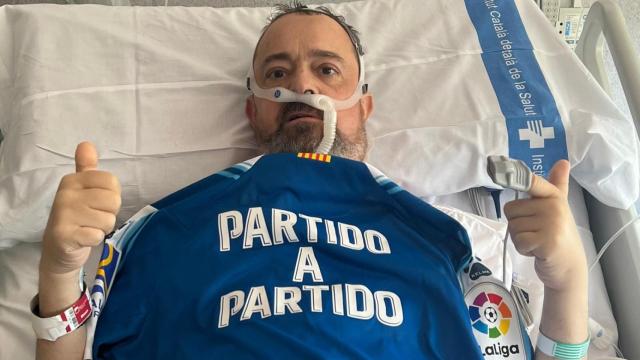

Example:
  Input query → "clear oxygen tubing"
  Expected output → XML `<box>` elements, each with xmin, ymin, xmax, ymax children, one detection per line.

<box><xmin>246</xmin><ymin>54</ymin><xmax>367</xmax><ymax>154</ymax></box>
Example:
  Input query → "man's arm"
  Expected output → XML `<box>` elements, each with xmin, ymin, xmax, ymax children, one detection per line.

<box><xmin>536</xmin><ymin>279</ymin><xmax>589</xmax><ymax>359</ymax></box>
<box><xmin>36</xmin><ymin>270</ymin><xmax>87</xmax><ymax>360</ymax></box>
<box><xmin>36</xmin><ymin>142</ymin><xmax>121</xmax><ymax>360</ymax></box>
<box><xmin>504</xmin><ymin>160</ymin><xmax>589</xmax><ymax>359</ymax></box>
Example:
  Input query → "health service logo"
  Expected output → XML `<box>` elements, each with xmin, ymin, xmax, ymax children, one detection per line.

<box><xmin>518</xmin><ymin>120</ymin><xmax>555</xmax><ymax>149</ymax></box>
<box><xmin>469</xmin><ymin>291</ymin><xmax>512</xmax><ymax>338</ymax></box>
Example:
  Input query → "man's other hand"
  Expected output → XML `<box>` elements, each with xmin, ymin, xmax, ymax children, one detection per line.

<box><xmin>503</xmin><ymin>160</ymin><xmax>587</xmax><ymax>291</ymax></box>
<box><xmin>40</xmin><ymin>141</ymin><xmax>122</xmax><ymax>276</ymax></box>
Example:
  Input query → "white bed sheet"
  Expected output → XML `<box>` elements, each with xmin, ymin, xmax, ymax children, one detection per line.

<box><xmin>0</xmin><ymin>0</ymin><xmax>629</xmax><ymax>358</ymax></box>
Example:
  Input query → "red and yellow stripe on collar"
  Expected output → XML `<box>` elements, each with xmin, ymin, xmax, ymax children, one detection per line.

<box><xmin>297</xmin><ymin>152</ymin><xmax>332</xmax><ymax>163</ymax></box>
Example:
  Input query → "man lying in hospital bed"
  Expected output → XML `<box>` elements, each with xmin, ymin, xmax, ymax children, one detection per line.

<box><xmin>31</xmin><ymin>3</ymin><xmax>592</xmax><ymax>359</ymax></box>
<box><xmin>1</xmin><ymin>0</ymin><xmax>638</xmax><ymax>359</ymax></box>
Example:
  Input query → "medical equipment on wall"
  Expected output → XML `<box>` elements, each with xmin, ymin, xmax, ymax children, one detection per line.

<box><xmin>540</xmin><ymin>0</ymin><xmax>573</xmax><ymax>23</ymax></box>
<box><xmin>246</xmin><ymin>51</ymin><xmax>368</xmax><ymax>154</ymax></box>
<box><xmin>539</xmin><ymin>0</ymin><xmax>590</xmax><ymax>49</ymax></box>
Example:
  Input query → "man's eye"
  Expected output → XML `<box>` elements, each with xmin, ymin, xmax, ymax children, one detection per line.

<box><xmin>320</xmin><ymin>66</ymin><xmax>337</xmax><ymax>76</ymax></box>
<box><xmin>268</xmin><ymin>69</ymin><xmax>286</xmax><ymax>79</ymax></box>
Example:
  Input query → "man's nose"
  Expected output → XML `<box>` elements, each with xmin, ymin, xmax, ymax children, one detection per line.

<box><xmin>289</xmin><ymin>68</ymin><xmax>319</xmax><ymax>95</ymax></box>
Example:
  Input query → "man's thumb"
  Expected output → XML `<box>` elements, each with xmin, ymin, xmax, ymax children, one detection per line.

<box><xmin>548</xmin><ymin>159</ymin><xmax>570</xmax><ymax>197</ymax></box>
<box><xmin>75</xmin><ymin>141</ymin><xmax>98</xmax><ymax>173</ymax></box>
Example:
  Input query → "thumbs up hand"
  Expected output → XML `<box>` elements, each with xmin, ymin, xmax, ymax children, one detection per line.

<box><xmin>503</xmin><ymin>160</ymin><xmax>587</xmax><ymax>291</ymax></box>
<box><xmin>40</xmin><ymin>142</ymin><xmax>122</xmax><ymax>277</ymax></box>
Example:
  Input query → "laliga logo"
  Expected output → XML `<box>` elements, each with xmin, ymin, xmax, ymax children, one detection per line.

<box><xmin>469</xmin><ymin>291</ymin><xmax>512</xmax><ymax>338</ymax></box>
<box><xmin>469</xmin><ymin>292</ymin><xmax>520</xmax><ymax>359</ymax></box>
<box><xmin>518</xmin><ymin>120</ymin><xmax>555</xmax><ymax>149</ymax></box>
<box><xmin>470</xmin><ymin>292</ymin><xmax>521</xmax><ymax>358</ymax></box>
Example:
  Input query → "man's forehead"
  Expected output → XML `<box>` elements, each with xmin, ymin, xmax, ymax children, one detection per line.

<box><xmin>254</xmin><ymin>12</ymin><xmax>358</xmax><ymax>67</ymax></box>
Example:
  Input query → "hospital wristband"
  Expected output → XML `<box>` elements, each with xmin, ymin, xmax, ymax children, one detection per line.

<box><xmin>30</xmin><ymin>282</ymin><xmax>91</xmax><ymax>341</ymax></box>
<box><xmin>536</xmin><ymin>330</ymin><xmax>590</xmax><ymax>359</ymax></box>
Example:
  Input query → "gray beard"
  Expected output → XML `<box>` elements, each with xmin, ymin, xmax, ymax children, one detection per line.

<box><xmin>258</xmin><ymin>121</ymin><xmax>368</xmax><ymax>161</ymax></box>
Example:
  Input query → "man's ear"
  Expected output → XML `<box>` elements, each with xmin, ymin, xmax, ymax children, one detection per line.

<box><xmin>245</xmin><ymin>95</ymin><xmax>257</xmax><ymax>129</ymax></box>
<box><xmin>359</xmin><ymin>93</ymin><xmax>374</xmax><ymax>124</ymax></box>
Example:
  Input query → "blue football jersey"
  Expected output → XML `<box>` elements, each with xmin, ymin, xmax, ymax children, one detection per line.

<box><xmin>86</xmin><ymin>153</ymin><xmax>484</xmax><ymax>359</ymax></box>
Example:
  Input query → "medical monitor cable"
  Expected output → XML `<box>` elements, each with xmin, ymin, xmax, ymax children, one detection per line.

<box><xmin>486</xmin><ymin>155</ymin><xmax>533</xmax><ymax>286</ymax></box>
<box><xmin>501</xmin><ymin>191</ymin><xmax>520</xmax><ymax>287</ymax></box>
<box><xmin>588</xmin><ymin>214</ymin><xmax>640</xmax><ymax>273</ymax></box>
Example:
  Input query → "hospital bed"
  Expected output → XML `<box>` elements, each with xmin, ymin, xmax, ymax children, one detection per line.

<box><xmin>0</xmin><ymin>0</ymin><xmax>639</xmax><ymax>359</ymax></box>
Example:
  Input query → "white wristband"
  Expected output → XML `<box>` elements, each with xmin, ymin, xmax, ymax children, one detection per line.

<box><xmin>536</xmin><ymin>330</ymin><xmax>590</xmax><ymax>359</ymax></box>
<box><xmin>30</xmin><ymin>283</ymin><xmax>91</xmax><ymax>341</ymax></box>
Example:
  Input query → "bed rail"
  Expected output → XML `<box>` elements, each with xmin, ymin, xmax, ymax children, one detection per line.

<box><xmin>575</xmin><ymin>1</ymin><xmax>640</xmax><ymax>358</ymax></box>
<box><xmin>576</xmin><ymin>0</ymin><xmax>640</xmax><ymax>127</ymax></box>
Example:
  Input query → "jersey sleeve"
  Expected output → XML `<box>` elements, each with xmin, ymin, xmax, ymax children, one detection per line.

<box><xmin>83</xmin><ymin>205</ymin><xmax>157</xmax><ymax>360</ymax></box>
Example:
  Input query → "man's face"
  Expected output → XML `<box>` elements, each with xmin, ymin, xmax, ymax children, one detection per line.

<box><xmin>246</xmin><ymin>12</ymin><xmax>373</xmax><ymax>161</ymax></box>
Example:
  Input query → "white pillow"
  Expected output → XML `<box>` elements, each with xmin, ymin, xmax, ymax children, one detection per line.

<box><xmin>1</xmin><ymin>0</ymin><xmax>638</xmax><ymax>248</ymax></box>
